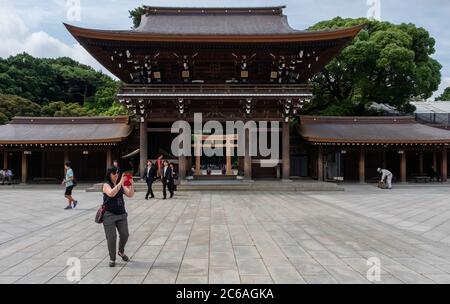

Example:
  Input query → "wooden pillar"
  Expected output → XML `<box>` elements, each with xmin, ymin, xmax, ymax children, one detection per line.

<box><xmin>139</xmin><ymin>120</ymin><xmax>148</xmax><ymax>179</ymax></box>
<box><xmin>225</xmin><ymin>138</ymin><xmax>232</xmax><ymax>176</ymax></box>
<box><xmin>382</xmin><ymin>150</ymin><xmax>387</xmax><ymax>169</ymax></box>
<box><xmin>106</xmin><ymin>147</ymin><xmax>112</xmax><ymax>170</ymax></box>
<box><xmin>317</xmin><ymin>146</ymin><xmax>324</xmax><ymax>181</ymax></box>
<box><xmin>400</xmin><ymin>151</ymin><xmax>407</xmax><ymax>183</ymax></box>
<box><xmin>282</xmin><ymin>122</ymin><xmax>290</xmax><ymax>180</ymax></box>
<box><xmin>238</xmin><ymin>157</ymin><xmax>244</xmax><ymax>176</ymax></box>
<box><xmin>179</xmin><ymin>155</ymin><xmax>186</xmax><ymax>180</ymax></box>
<box><xmin>419</xmin><ymin>152</ymin><xmax>424</xmax><ymax>176</ymax></box>
<box><xmin>244</xmin><ymin>129</ymin><xmax>252</xmax><ymax>179</ymax></box>
<box><xmin>3</xmin><ymin>151</ymin><xmax>8</xmax><ymax>169</ymax></box>
<box><xmin>441</xmin><ymin>146</ymin><xmax>447</xmax><ymax>182</ymax></box>
<box><xmin>195</xmin><ymin>136</ymin><xmax>201</xmax><ymax>175</ymax></box>
<box><xmin>433</xmin><ymin>150</ymin><xmax>437</xmax><ymax>172</ymax></box>
<box><xmin>359</xmin><ymin>148</ymin><xmax>365</xmax><ymax>184</ymax></box>
<box><xmin>187</xmin><ymin>157</ymin><xmax>192</xmax><ymax>176</ymax></box>
<box><xmin>41</xmin><ymin>151</ymin><xmax>46</xmax><ymax>178</ymax></box>
<box><xmin>21</xmin><ymin>152</ymin><xmax>28</xmax><ymax>184</ymax></box>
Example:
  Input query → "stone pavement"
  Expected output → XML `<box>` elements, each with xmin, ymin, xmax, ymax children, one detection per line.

<box><xmin>1</xmin><ymin>185</ymin><xmax>450</xmax><ymax>284</ymax></box>
<box><xmin>307</xmin><ymin>184</ymin><xmax>450</xmax><ymax>244</ymax></box>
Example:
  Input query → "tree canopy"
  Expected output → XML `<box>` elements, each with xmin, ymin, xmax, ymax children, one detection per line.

<box><xmin>0</xmin><ymin>53</ymin><xmax>128</xmax><ymax>124</ymax></box>
<box><xmin>436</xmin><ymin>87</ymin><xmax>450</xmax><ymax>101</ymax></box>
<box><xmin>0</xmin><ymin>94</ymin><xmax>41</xmax><ymax>124</ymax></box>
<box><xmin>306</xmin><ymin>17</ymin><xmax>442</xmax><ymax>115</ymax></box>
<box><xmin>129</xmin><ymin>6</ymin><xmax>145</xmax><ymax>28</ymax></box>
<box><xmin>0</xmin><ymin>53</ymin><xmax>114</xmax><ymax>105</ymax></box>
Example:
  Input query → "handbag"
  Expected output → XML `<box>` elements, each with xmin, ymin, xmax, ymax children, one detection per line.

<box><xmin>95</xmin><ymin>205</ymin><xmax>106</xmax><ymax>224</ymax></box>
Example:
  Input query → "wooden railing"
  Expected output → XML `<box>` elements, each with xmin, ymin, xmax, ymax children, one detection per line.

<box><xmin>119</xmin><ymin>84</ymin><xmax>312</xmax><ymax>96</ymax></box>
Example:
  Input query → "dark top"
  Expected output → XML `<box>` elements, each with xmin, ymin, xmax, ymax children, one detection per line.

<box><xmin>143</xmin><ymin>165</ymin><xmax>157</xmax><ymax>183</ymax></box>
<box><xmin>162</xmin><ymin>166</ymin><xmax>173</xmax><ymax>183</ymax></box>
<box><xmin>103</xmin><ymin>182</ymin><xmax>126</xmax><ymax>215</ymax></box>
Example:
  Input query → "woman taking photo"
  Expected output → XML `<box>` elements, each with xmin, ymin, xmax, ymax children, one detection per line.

<box><xmin>102</xmin><ymin>166</ymin><xmax>134</xmax><ymax>267</ymax></box>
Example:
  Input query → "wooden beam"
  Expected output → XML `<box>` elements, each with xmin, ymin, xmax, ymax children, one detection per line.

<box><xmin>140</xmin><ymin>121</ymin><xmax>148</xmax><ymax>179</ymax></box>
<box><xmin>419</xmin><ymin>152</ymin><xmax>424</xmax><ymax>175</ymax></box>
<box><xmin>359</xmin><ymin>148</ymin><xmax>365</xmax><ymax>184</ymax></box>
<box><xmin>244</xmin><ymin>129</ymin><xmax>252</xmax><ymax>179</ymax></box>
<box><xmin>21</xmin><ymin>152</ymin><xmax>27</xmax><ymax>184</ymax></box>
<box><xmin>282</xmin><ymin>122</ymin><xmax>290</xmax><ymax>180</ymax></box>
<box><xmin>225</xmin><ymin>139</ymin><xmax>233</xmax><ymax>175</ymax></box>
<box><xmin>195</xmin><ymin>136</ymin><xmax>201</xmax><ymax>175</ymax></box>
<box><xmin>178</xmin><ymin>155</ymin><xmax>186</xmax><ymax>180</ymax></box>
<box><xmin>442</xmin><ymin>147</ymin><xmax>447</xmax><ymax>182</ymax></box>
<box><xmin>192</xmin><ymin>144</ymin><xmax>238</xmax><ymax>148</ymax></box>
<box><xmin>106</xmin><ymin>147</ymin><xmax>112</xmax><ymax>170</ymax></box>
<box><xmin>41</xmin><ymin>151</ymin><xmax>46</xmax><ymax>178</ymax></box>
<box><xmin>3</xmin><ymin>151</ymin><xmax>7</xmax><ymax>169</ymax></box>
<box><xmin>400</xmin><ymin>152</ymin><xmax>407</xmax><ymax>183</ymax></box>
<box><xmin>317</xmin><ymin>146</ymin><xmax>324</xmax><ymax>182</ymax></box>
<box><xmin>433</xmin><ymin>150</ymin><xmax>437</xmax><ymax>173</ymax></box>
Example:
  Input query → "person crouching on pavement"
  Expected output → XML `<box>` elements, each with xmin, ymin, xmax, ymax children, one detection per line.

<box><xmin>377</xmin><ymin>168</ymin><xmax>393</xmax><ymax>189</ymax></box>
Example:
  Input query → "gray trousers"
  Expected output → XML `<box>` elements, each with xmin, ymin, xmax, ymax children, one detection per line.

<box><xmin>103</xmin><ymin>212</ymin><xmax>129</xmax><ymax>261</ymax></box>
<box><xmin>385</xmin><ymin>174</ymin><xmax>393</xmax><ymax>189</ymax></box>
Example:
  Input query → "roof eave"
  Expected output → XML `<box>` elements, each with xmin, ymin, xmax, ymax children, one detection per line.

<box><xmin>64</xmin><ymin>23</ymin><xmax>364</xmax><ymax>43</ymax></box>
<box><xmin>0</xmin><ymin>137</ymin><xmax>129</xmax><ymax>145</ymax></box>
<box><xmin>302</xmin><ymin>137</ymin><xmax>450</xmax><ymax>145</ymax></box>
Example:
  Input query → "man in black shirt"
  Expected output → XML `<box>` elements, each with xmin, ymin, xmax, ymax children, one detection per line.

<box><xmin>143</xmin><ymin>160</ymin><xmax>157</xmax><ymax>199</ymax></box>
<box><xmin>162</xmin><ymin>160</ymin><xmax>174</xmax><ymax>199</ymax></box>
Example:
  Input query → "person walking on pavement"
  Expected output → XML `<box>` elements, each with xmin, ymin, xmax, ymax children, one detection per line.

<box><xmin>62</xmin><ymin>161</ymin><xmax>78</xmax><ymax>209</ymax></box>
<box><xmin>162</xmin><ymin>160</ymin><xmax>174</xmax><ymax>199</ymax></box>
<box><xmin>143</xmin><ymin>159</ymin><xmax>157</xmax><ymax>199</ymax></box>
<box><xmin>102</xmin><ymin>166</ymin><xmax>134</xmax><ymax>267</ymax></box>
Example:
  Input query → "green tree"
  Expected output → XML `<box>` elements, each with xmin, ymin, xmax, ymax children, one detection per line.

<box><xmin>41</xmin><ymin>101</ymin><xmax>96</xmax><ymax>117</ymax></box>
<box><xmin>129</xmin><ymin>6</ymin><xmax>146</xmax><ymax>28</ymax></box>
<box><xmin>436</xmin><ymin>87</ymin><xmax>450</xmax><ymax>101</ymax></box>
<box><xmin>100</xmin><ymin>102</ymin><xmax>128</xmax><ymax>116</ymax></box>
<box><xmin>306</xmin><ymin>17</ymin><xmax>442</xmax><ymax>115</ymax></box>
<box><xmin>84</xmin><ymin>81</ymin><xmax>120</xmax><ymax>114</ymax></box>
<box><xmin>0</xmin><ymin>53</ymin><xmax>114</xmax><ymax>105</ymax></box>
<box><xmin>0</xmin><ymin>112</ymin><xmax>8</xmax><ymax>125</ymax></box>
<box><xmin>0</xmin><ymin>94</ymin><xmax>42</xmax><ymax>124</ymax></box>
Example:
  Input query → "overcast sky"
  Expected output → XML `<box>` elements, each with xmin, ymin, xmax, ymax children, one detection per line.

<box><xmin>0</xmin><ymin>0</ymin><xmax>449</xmax><ymax>99</ymax></box>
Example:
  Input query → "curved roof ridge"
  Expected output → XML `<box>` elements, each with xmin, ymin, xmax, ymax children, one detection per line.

<box><xmin>142</xmin><ymin>6</ymin><xmax>286</xmax><ymax>15</ymax></box>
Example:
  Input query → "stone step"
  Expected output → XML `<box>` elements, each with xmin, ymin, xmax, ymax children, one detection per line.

<box><xmin>85</xmin><ymin>180</ymin><xmax>344</xmax><ymax>192</ymax></box>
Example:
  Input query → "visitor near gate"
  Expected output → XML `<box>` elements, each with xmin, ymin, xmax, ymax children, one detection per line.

<box><xmin>102</xmin><ymin>166</ymin><xmax>134</xmax><ymax>267</ymax></box>
<box><xmin>377</xmin><ymin>168</ymin><xmax>393</xmax><ymax>189</ymax></box>
<box><xmin>156</xmin><ymin>154</ymin><xmax>164</xmax><ymax>179</ymax></box>
<box><xmin>62</xmin><ymin>161</ymin><xmax>78</xmax><ymax>209</ymax></box>
<box><xmin>169</xmin><ymin>162</ymin><xmax>177</xmax><ymax>194</ymax></box>
<box><xmin>113</xmin><ymin>160</ymin><xmax>122</xmax><ymax>178</ymax></box>
<box><xmin>143</xmin><ymin>159</ymin><xmax>157</xmax><ymax>199</ymax></box>
<box><xmin>162</xmin><ymin>160</ymin><xmax>174</xmax><ymax>199</ymax></box>
<box><xmin>1</xmin><ymin>169</ymin><xmax>13</xmax><ymax>185</ymax></box>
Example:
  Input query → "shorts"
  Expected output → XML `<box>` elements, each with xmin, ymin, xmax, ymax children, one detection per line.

<box><xmin>65</xmin><ymin>185</ymin><xmax>74</xmax><ymax>196</ymax></box>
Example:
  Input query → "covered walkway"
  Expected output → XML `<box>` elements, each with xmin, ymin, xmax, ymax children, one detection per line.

<box><xmin>297</xmin><ymin>116</ymin><xmax>450</xmax><ymax>183</ymax></box>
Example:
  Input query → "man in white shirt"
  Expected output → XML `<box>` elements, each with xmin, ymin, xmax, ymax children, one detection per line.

<box><xmin>377</xmin><ymin>168</ymin><xmax>393</xmax><ymax>189</ymax></box>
